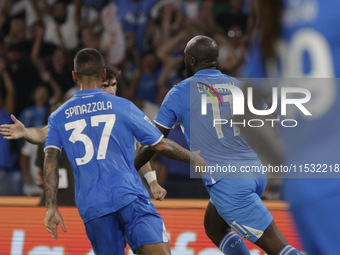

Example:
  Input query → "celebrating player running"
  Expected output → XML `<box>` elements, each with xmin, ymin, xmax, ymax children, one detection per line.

<box><xmin>43</xmin><ymin>48</ymin><xmax>206</xmax><ymax>255</ymax></box>
<box><xmin>136</xmin><ymin>36</ymin><xmax>302</xmax><ymax>255</ymax></box>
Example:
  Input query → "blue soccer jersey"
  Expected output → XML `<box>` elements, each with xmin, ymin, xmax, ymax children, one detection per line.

<box><xmin>241</xmin><ymin>0</ymin><xmax>340</xmax><ymax>181</ymax></box>
<box><xmin>241</xmin><ymin>1</ymin><xmax>340</xmax><ymax>252</ymax></box>
<box><xmin>155</xmin><ymin>69</ymin><xmax>261</xmax><ymax>186</ymax></box>
<box><xmin>45</xmin><ymin>89</ymin><xmax>163</xmax><ymax>223</ymax></box>
<box><xmin>242</xmin><ymin>0</ymin><xmax>340</xmax><ymax>78</ymax></box>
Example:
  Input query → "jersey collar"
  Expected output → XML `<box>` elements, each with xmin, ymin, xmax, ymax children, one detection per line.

<box><xmin>75</xmin><ymin>88</ymin><xmax>103</xmax><ymax>96</ymax></box>
<box><xmin>194</xmin><ymin>69</ymin><xmax>222</xmax><ymax>76</ymax></box>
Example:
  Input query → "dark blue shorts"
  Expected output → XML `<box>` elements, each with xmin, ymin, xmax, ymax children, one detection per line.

<box><xmin>85</xmin><ymin>197</ymin><xmax>169</xmax><ymax>255</ymax></box>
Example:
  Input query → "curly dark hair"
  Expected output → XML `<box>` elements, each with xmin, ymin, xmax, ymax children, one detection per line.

<box><xmin>104</xmin><ymin>64</ymin><xmax>120</xmax><ymax>80</ymax></box>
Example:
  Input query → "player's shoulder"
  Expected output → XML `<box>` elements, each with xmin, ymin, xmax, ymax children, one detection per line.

<box><xmin>109</xmin><ymin>96</ymin><xmax>139</xmax><ymax>114</ymax></box>
<box><xmin>221</xmin><ymin>74</ymin><xmax>242</xmax><ymax>87</ymax></box>
<box><xmin>48</xmin><ymin>100</ymin><xmax>71</xmax><ymax>120</ymax></box>
<box><xmin>174</xmin><ymin>77</ymin><xmax>191</xmax><ymax>89</ymax></box>
<box><xmin>161</xmin><ymin>78</ymin><xmax>189</xmax><ymax>100</ymax></box>
<box><xmin>110</xmin><ymin>95</ymin><xmax>133</xmax><ymax>106</ymax></box>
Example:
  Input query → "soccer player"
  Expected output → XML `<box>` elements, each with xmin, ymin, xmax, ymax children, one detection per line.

<box><xmin>241</xmin><ymin>1</ymin><xmax>340</xmax><ymax>254</ymax></box>
<box><xmin>43</xmin><ymin>48</ymin><xmax>206</xmax><ymax>255</ymax></box>
<box><xmin>0</xmin><ymin>65</ymin><xmax>167</xmax><ymax>201</ymax></box>
<box><xmin>135</xmin><ymin>35</ymin><xmax>302</xmax><ymax>255</ymax></box>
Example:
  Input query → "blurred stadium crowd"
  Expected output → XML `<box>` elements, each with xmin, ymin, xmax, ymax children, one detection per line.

<box><xmin>0</xmin><ymin>0</ymin><xmax>278</xmax><ymax>200</ymax></box>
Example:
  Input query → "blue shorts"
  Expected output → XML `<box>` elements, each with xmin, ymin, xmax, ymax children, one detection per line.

<box><xmin>208</xmin><ymin>176</ymin><xmax>273</xmax><ymax>243</ymax></box>
<box><xmin>85</xmin><ymin>197</ymin><xmax>169</xmax><ymax>255</ymax></box>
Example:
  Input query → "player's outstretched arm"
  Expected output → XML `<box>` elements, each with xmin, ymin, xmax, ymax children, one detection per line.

<box><xmin>0</xmin><ymin>114</ymin><xmax>48</xmax><ymax>144</ymax></box>
<box><xmin>150</xmin><ymin>138</ymin><xmax>207</xmax><ymax>169</ymax></box>
<box><xmin>43</xmin><ymin>148</ymin><xmax>66</xmax><ymax>239</ymax></box>
<box><xmin>135</xmin><ymin>142</ymin><xmax>167</xmax><ymax>200</ymax></box>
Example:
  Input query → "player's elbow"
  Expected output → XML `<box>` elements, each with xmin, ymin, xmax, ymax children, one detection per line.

<box><xmin>151</xmin><ymin>139</ymin><xmax>167</xmax><ymax>153</ymax></box>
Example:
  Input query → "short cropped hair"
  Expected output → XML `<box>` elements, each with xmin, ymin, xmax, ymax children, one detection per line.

<box><xmin>74</xmin><ymin>48</ymin><xmax>104</xmax><ymax>79</ymax></box>
<box><xmin>105</xmin><ymin>64</ymin><xmax>120</xmax><ymax>81</ymax></box>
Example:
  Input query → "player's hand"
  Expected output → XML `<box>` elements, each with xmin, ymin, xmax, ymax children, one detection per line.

<box><xmin>150</xmin><ymin>181</ymin><xmax>167</xmax><ymax>201</ymax></box>
<box><xmin>44</xmin><ymin>207</ymin><xmax>67</xmax><ymax>239</ymax></box>
<box><xmin>0</xmin><ymin>114</ymin><xmax>26</xmax><ymax>139</ymax></box>
<box><xmin>192</xmin><ymin>151</ymin><xmax>207</xmax><ymax>177</ymax></box>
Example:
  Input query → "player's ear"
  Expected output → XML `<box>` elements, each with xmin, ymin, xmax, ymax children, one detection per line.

<box><xmin>102</xmin><ymin>68</ymin><xmax>107</xmax><ymax>81</ymax></box>
<box><xmin>191</xmin><ymin>56</ymin><xmax>196</xmax><ymax>67</ymax></box>
<box><xmin>72</xmin><ymin>71</ymin><xmax>77</xmax><ymax>83</ymax></box>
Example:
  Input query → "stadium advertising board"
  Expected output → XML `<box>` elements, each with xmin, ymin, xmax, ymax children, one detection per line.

<box><xmin>0</xmin><ymin>202</ymin><xmax>303</xmax><ymax>255</ymax></box>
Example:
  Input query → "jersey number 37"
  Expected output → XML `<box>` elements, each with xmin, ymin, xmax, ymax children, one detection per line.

<box><xmin>64</xmin><ymin>114</ymin><xmax>116</xmax><ymax>166</ymax></box>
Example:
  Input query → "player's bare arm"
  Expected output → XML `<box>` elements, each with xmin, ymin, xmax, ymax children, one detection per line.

<box><xmin>150</xmin><ymin>138</ymin><xmax>206</xmax><ymax>169</ymax></box>
<box><xmin>135</xmin><ymin>124</ymin><xmax>170</xmax><ymax>170</ymax></box>
<box><xmin>136</xmin><ymin>142</ymin><xmax>167</xmax><ymax>201</ymax></box>
<box><xmin>43</xmin><ymin>148</ymin><xmax>66</xmax><ymax>239</ymax></box>
<box><xmin>0</xmin><ymin>114</ymin><xmax>48</xmax><ymax>144</ymax></box>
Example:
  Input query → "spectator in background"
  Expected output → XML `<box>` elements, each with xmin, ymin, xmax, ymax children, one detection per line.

<box><xmin>20</xmin><ymin>138</ymin><xmax>43</xmax><ymax>196</ymax></box>
<box><xmin>43</xmin><ymin>0</ymin><xmax>81</xmax><ymax>51</ymax></box>
<box><xmin>214</xmin><ymin>25</ymin><xmax>247</xmax><ymax>76</ymax></box>
<box><xmin>216</xmin><ymin>0</ymin><xmax>248</xmax><ymax>35</ymax></box>
<box><xmin>5</xmin><ymin>43</ymin><xmax>41</xmax><ymax>115</ymax></box>
<box><xmin>180</xmin><ymin>0</ymin><xmax>201</xmax><ymax>23</ymax></box>
<box><xmin>83</xmin><ymin>0</ymin><xmax>108</xmax><ymax>11</ymax></box>
<box><xmin>100</xmin><ymin>1</ymin><xmax>125</xmax><ymax>65</ymax></box>
<box><xmin>35</xmin><ymin>103</ymin><xmax>75</xmax><ymax>206</ymax></box>
<box><xmin>155</xmin><ymin>29</ymin><xmax>189</xmax><ymax>85</ymax></box>
<box><xmin>0</xmin><ymin>1</ymin><xmax>12</xmax><ymax>35</ymax></box>
<box><xmin>5</xmin><ymin>12</ymin><xmax>29</xmax><ymax>48</ymax></box>
<box><xmin>134</xmin><ymin>51</ymin><xmax>162</xmax><ymax>103</ymax></box>
<box><xmin>19</xmin><ymin>85</ymin><xmax>49</xmax><ymax>128</ymax></box>
<box><xmin>116</xmin><ymin>0</ymin><xmax>156</xmax><ymax>53</ymax></box>
<box><xmin>150</xmin><ymin>0</ymin><xmax>183</xmax><ymax>44</ymax></box>
<box><xmin>18</xmin><ymin>71</ymin><xmax>61</xmax><ymax>197</ymax></box>
<box><xmin>30</xmin><ymin>20</ymin><xmax>57</xmax><ymax>62</ymax></box>
<box><xmin>0</xmin><ymin>59</ymin><xmax>15</xmax><ymax>195</ymax></box>
<box><xmin>126</xmin><ymin>51</ymin><xmax>162</xmax><ymax>118</ymax></box>
<box><xmin>47</xmin><ymin>48</ymin><xmax>74</xmax><ymax>94</ymax></box>
<box><xmin>78</xmin><ymin>25</ymin><xmax>100</xmax><ymax>50</ymax></box>
<box><xmin>200</xmin><ymin>0</ymin><xmax>250</xmax><ymax>75</ymax></box>
<box><xmin>9</xmin><ymin>0</ymin><xmax>51</xmax><ymax>32</ymax></box>
<box><xmin>36</xmin><ymin>141</ymin><xmax>75</xmax><ymax>205</ymax></box>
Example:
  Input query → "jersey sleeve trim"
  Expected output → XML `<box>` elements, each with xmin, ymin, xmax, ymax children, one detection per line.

<box><xmin>154</xmin><ymin>120</ymin><xmax>173</xmax><ymax>130</ymax></box>
<box><xmin>44</xmin><ymin>145</ymin><xmax>62</xmax><ymax>153</ymax></box>
<box><xmin>150</xmin><ymin>134</ymin><xmax>164</xmax><ymax>146</ymax></box>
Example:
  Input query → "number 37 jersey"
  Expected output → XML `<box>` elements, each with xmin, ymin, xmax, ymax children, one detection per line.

<box><xmin>45</xmin><ymin>89</ymin><xmax>163</xmax><ymax>223</ymax></box>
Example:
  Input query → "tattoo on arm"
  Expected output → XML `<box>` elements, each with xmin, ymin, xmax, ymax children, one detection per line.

<box><xmin>153</xmin><ymin>138</ymin><xmax>191</xmax><ymax>164</ymax></box>
<box><xmin>43</xmin><ymin>148</ymin><xmax>59</xmax><ymax>208</ymax></box>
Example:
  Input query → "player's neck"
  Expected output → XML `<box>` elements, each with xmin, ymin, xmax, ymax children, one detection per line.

<box><xmin>195</xmin><ymin>63</ymin><xmax>217</xmax><ymax>73</ymax></box>
<box><xmin>78</xmin><ymin>79</ymin><xmax>102</xmax><ymax>91</ymax></box>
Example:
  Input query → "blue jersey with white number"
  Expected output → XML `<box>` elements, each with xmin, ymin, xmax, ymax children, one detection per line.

<box><xmin>45</xmin><ymin>89</ymin><xmax>163</xmax><ymax>223</ymax></box>
<box><xmin>243</xmin><ymin>0</ymin><xmax>340</xmax><ymax>78</ymax></box>
<box><xmin>241</xmin><ymin>0</ymin><xmax>340</xmax><ymax>208</ymax></box>
<box><xmin>155</xmin><ymin>69</ymin><xmax>260</xmax><ymax>186</ymax></box>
